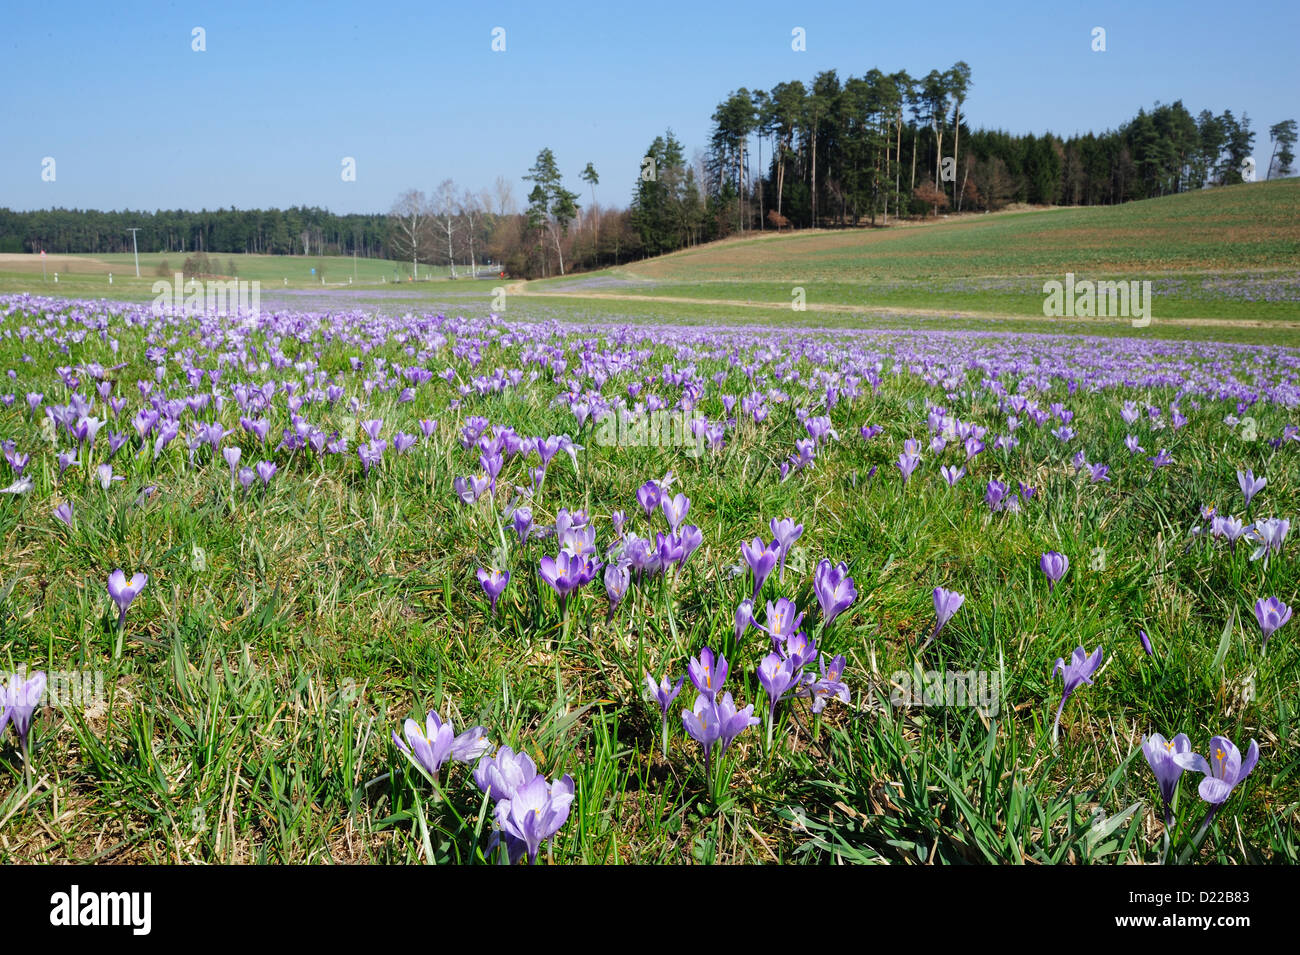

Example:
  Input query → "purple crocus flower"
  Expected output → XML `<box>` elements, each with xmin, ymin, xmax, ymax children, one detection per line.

<box><xmin>682</xmin><ymin>692</ymin><xmax>723</xmax><ymax>755</ymax></box>
<box><xmin>1040</xmin><ymin>551</ymin><xmax>1069</xmax><ymax>592</ymax></box>
<box><xmin>741</xmin><ymin>537</ymin><xmax>779</xmax><ymax>600</ymax></box>
<box><xmin>511</xmin><ymin>506</ymin><xmax>533</xmax><ymax>544</ymax></box>
<box><xmin>603</xmin><ymin>562</ymin><xmax>630</xmax><ymax>620</ymax></box>
<box><xmin>813</xmin><ymin>559</ymin><xmax>857</xmax><ymax>627</ymax></box>
<box><xmin>985</xmin><ymin>479</ymin><xmax>1008</xmax><ymax>512</ymax></box>
<box><xmin>1140</xmin><ymin>629</ymin><xmax>1154</xmax><ymax>656</ymax></box>
<box><xmin>256</xmin><ymin>460</ymin><xmax>277</xmax><ymax>486</ymax></box>
<box><xmin>660</xmin><ymin>493</ymin><xmax>690</xmax><ymax>533</ymax></box>
<box><xmin>636</xmin><ymin>481</ymin><xmax>661</xmax><ymax>517</ymax></box>
<box><xmin>769</xmin><ymin>517</ymin><xmax>803</xmax><ymax>580</ymax></box>
<box><xmin>1051</xmin><ymin>645</ymin><xmax>1103</xmax><ymax>743</ymax></box>
<box><xmin>1142</xmin><ymin>732</ymin><xmax>1191</xmax><ymax>824</ymax></box>
<box><xmin>757</xmin><ymin>652</ymin><xmax>801</xmax><ymax>747</ymax></box>
<box><xmin>655</xmin><ymin>532</ymin><xmax>684</xmax><ymax>567</ymax></box>
<box><xmin>1253</xmin><ymin>597</ymin><xmax>1292</xmax><ymax>650</ymax></box>
<box><xmin>758</xmin><ymin>597</ymin><xmax>804</xmax><ymax>643</ymax></box>
<box><xmin>4</xmin><ymin>450</ymin><xmax>29</xmax><ymax>477</ymax></box>
<box><xmin>1174</xmin><ymin>735</ymin><xmax>1259</xmax><ymax>806</ymax></box>
<box><xmin>538</xmin><ymin>551</ymin><xmax>601</xmax><ymax>615</ymax></box>
<box><xmin>223</xmin><ymin>445</ymin><xmax>242</xmax><ymax>480</ymax></box>
<box><xmin>107</xmin><ymin>569</ymin><xmax>148</xmax><ymax>629</ymax></box>
<box><xmin>677</xmin><ymin>525</ymin><xmax>703</xmax><ymax>570</ymax></box>
<box><xmin>95</xmin><ymin>464</ymin><xmax>122</xmax><ymax>490</ymax></box>
<box><xmin>645</xmin><ymin>671</ymin><xmax>684</xmax><ymax>716</ymax></box>
<box><xmin>1248</xmin><ymin>517</ymin><xmax>1289</xmax><ymax>562</ymax></box>
<box><xmin>734</xmin><ymin>599</ymin><xmax>753</xmax><ymax>641</ymax></box>
<box><xmin>537</xmin><ymin>552</ymin><xmax>576</xmax><ymax>597</ymax></box>
<box><xmin>1214</xmin><ymin>514</ymin><xmax>1250</xmax><ymax>551</ymax></box>
<box><xmin>688</xmin><ymin>646</ymin><xmax>727</xmax><ymax>701</ymax></box>
<box><xmin>1237</xmin><ymin>469</ymin><xmax>1265</xmax><ymax>508</ymax></box>
<box><xmin>476</xmin><ymin>568</ymin><xmax>510</xmax><ymax>615</ymax></box>
<box><xmin>896</xmin><ymin>450</ymin><xmax>920</xmax><ymax>484</ymax></box>
<box><xmin>238</xmin><ymin>466</ymin><xmax>256</xmax><ymax>490</ymax></box>
<box><xmin>392</xmin><ymin>710</ymin><xmax>492</xmax><ymax>781</ymax></box>
<box><xmin>474</xmin><ymin>745</ymin><xmax>537</xmax><ymax>803</ymax></box>
<box><xmin>2</xmin><ymin>670</ymin><xmax>46</xmax><ymax>751</ymax></box>
<box><xmin>797</xmin><ymin>653</ymin><xmax>850</xmax><ymax>714</ymax></box>
<box><xmin>777</xmin><ymin>629</ymin><xmax>818</xmax><ymax>671</ymax></box>
<box><xmin>715</xmin><ymin>691</ymin><xmax>759</xmax><ymax>755</ymax></box>
<box><xmin>152</xmin><ymin>420</ymin><xmax>180</xmax><ymax>459</ymax></box>
<box><xmin>494</xmin><ymin>773</ymin><xmax>575</xmax><ymax>865</ymax></box>
<box><xmin>1150</xmin><ymin>448</ymin><xmax>1174</xmax><ymax>469</ymax></box>
<box><xmin>359</xmin><ymin>440</ymin><xmax>388</xmax><ymax>476</ymax></box>
<box><xmin>645</xmin><ymin>671</ymin><xmax>684</xmax><ymax>757</ymax></box>
<box><xmin>53</xmin><ymin>502</ymin><xmax>74</xmax><ymax>528</ymax></box>
<box><xmin>924</xmin><ymin>587</ymin><xmax>965</xmax><ymax>649</ymax></box>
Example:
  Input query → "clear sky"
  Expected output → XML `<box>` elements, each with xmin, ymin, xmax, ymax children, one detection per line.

<box><xmin>2</xmin><ymin>0</ymin><xmax>1296</xmax><ymax>214</ymax></box>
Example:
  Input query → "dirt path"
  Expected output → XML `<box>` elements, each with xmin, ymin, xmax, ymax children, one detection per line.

<box><xmin>507</xmin><ymin>286</ymin><xmax>1300</xmax><ymax>330</ymax></box>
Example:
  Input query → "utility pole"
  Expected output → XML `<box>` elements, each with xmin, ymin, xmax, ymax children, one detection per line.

<box><xmin>127</xmin><ymin>228</ymin><xmax>141</xmax><ymax>277</ymax></box>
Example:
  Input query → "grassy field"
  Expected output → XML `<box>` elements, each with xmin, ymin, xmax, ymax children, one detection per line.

<box><xmin>0</xmin><ymin>293</ymin><xmax>1296</xmax><ymax>864</ymax></box>
<box><xmin>522</xmin><ymin>179</ymin><xmax>1300</xmax><ymax>323</ymax></box>
<box><xmin>0</xmin><ymin>187</ymin><xmax>1297</xmax><ymax>866</ymax></box>
<box><xmin>0</xmin><ymin>251</ymin><xmax>489</xmax><ymax>304</ymax></box>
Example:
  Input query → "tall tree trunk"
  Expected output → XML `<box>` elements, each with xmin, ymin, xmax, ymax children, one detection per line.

<box><xmin>738</xmin><ymin>141</ymin><xmax>748</xmax><ymax>231</ymax></box>
<box><xmin>910</xmin><ymin>128</ymin><xmax>918</xmax><ymax>197</ymax></box>
<box><xmin>934</xmin><ymin>122</ymin><xmax>944</xmax><ymax>191</ymax></box>
<box><xmin>895</xmin><ymin>113</ymin><xmax>903</xmax><ymax>220</ymax></box>
<box><xmin>811</xmin><ymin>131</ymin><xmax>818</xmax><ymax>228</ymax></box>
<box><xmin>777</xmin><ymin>138</ymin><xmax>788</xmax><ymax>217</ymax></box>
<box><xmin>551</xmin><ymin>224</ymin><xmax>565</xmax><ymax>276</ymax></box>
<box><xmin>952</xmin><ymin>102</ymin><xmax>962</xmax><ymax>209</ymax></box>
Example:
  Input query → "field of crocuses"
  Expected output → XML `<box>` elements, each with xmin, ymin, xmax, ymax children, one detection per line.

<box><xmin>0</xmin><ymin>291</ymin><xmax>1297</xmax><ymax>864</ymax></box>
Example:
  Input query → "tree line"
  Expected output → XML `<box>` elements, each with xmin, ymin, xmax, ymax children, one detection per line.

<box><xmin>0</xmin><ymin>206</ymin><xmax>391</xmax><ymax>258</ymax></box>
<box><xmin>1</xmin><ymin>64</ymin><xmax>1294</xmax><ymax>279</ymax></box>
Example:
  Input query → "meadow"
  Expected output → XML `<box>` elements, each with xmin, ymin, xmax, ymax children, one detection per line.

<box><xmin>0</xmin><ymin>285</ymin><xmax>1297</xmax><ymax>864</ymax></box>
<box><xmin>0</xmin><ymin>250</ymin><xmax>481</xmax><ymax>304</ymax></box>
<box><xmin>524</xmin><ymin>179</ymin><xmax>1300</xmax><ymax>325</ymax></box>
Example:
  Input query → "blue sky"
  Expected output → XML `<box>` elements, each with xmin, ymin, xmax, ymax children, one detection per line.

<box><xmin>2</xmin><ymin>0</ymin><xmax>1296</xmax><ymax>214</ymax></box>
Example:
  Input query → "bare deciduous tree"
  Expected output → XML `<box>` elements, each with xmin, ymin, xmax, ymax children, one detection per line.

<box><xmin>459</xmin><ymin>188</ymin><xmax>482</xmax><ymax>277</ymax></box>
<box><xmin>493</xmin><ymin>175</ymin><xmax>516</xmax><ymax>216</ymax></box>
<box><xmin>431</xmin><ymin>179</ymin><xmax>458</xmax><ymax>277</ymax></box>
<box><xmin>388</xmin><ymin>189</ymin><xmax>431</xmax><ymax>279</ymax></box>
